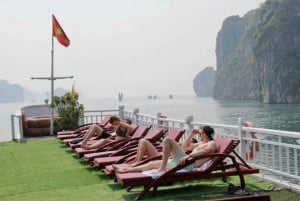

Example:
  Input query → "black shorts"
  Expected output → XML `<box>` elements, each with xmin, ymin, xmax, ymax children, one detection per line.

<box><xmin>94</xmin><ymin>131</ymin><xmax>111</xmax><ymax>140</ymax></box>
<box><xmin>101</xmin><ymin>131</ymin><xmax>112</xmax><ymax>138</ymax></box>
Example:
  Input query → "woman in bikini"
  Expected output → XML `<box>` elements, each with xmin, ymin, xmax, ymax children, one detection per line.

<box><xmin>78</xmin><ymin>116</ymin><xmax>132</xmax><ymax>150</ymax></box>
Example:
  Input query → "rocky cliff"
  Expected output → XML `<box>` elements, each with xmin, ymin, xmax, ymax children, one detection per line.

<box><xmin>213</xmin><ymin>0</ymin><xmax>300</xmax><ymax>103</ymax></box>
<box><xmin>0</xmin><ymin>80</ymin><xmax>24</xmax><ymax>103</ymax></box>
<box><xmin>193</xmin><ymin>67</ymin><xmax>215</xmax><ymax>97</ymax></box>
<box><xmin>0</xmin><ymin>79</ymin><xmax>68</xmax><ymax>103</ymax></box>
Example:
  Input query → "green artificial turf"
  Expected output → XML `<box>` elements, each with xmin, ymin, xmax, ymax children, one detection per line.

<box><xmin>0</xmin><ymin>138</ymin><xmax>298</xmax><ymax>201</ymax></box>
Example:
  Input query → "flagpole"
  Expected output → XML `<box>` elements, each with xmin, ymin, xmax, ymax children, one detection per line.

<box><xmin>31</xmin><ymin>15</ymin><xmax>72</xmax><ymax>136</ymax></box>
<box><xmin>50</xmin><ymin>32</ymin><xmax>54</xmax><ymax>135</ymax></box>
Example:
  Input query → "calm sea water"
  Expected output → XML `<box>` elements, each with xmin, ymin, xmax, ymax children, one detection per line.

<box><xmin>1</xmin><ymin>95</ymin><xmax>300</xmax><ymax>142</ymax></box>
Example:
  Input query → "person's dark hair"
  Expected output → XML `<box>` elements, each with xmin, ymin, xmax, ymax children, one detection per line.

<box><xmin>109</xmin><ymin>116</ymin><xmax>121</xmax><ymax>124</ymax></box>
<box><xmin>202</xmin><ymin>126</ymin><xmax>214</xmax><ymax>140</ymax></box>
<box><xmin>124</xmin><ymin>118</ymin><xmax>132</xmax><ymax>125</ymax></box>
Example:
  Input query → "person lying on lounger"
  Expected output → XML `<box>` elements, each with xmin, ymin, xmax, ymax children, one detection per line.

<box><xmin>71</xmin><ymin>116</ymin><xmax>132</xmax><ymax>149</ymax></box>
<box><xmin>113</xmin><ymin>125</ymin><xmax>217</xmax><ymax>173</ymax></box>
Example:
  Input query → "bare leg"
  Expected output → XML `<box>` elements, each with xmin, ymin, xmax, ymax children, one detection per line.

<box><xmin>80</xmin><ymin>124</ymin><xmax>104</xmax><ymax>146</ymax></box>
<box><xmin>132</xmin><ymin>139</ymin><xmax>160</xmax><ymax>164</ymax></box>
<box><xmin>158</xmin><ymin>138</ymin><xmax>183</xmax><ymax>171</ymax></box>
<box><xmin>113</xmin><ymin>160</ymin><xmax>162</xmax><ymax>173</ymax></box>
<box><xmin>81</xmin><ymin>138</ymin><xmax>113</xmax><ymax>150</ymax></box>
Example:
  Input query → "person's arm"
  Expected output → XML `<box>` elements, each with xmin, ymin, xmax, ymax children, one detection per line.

<box><xmin>189</xmin><ymin>142</ymin><xmax>216</xmax><ymax>158</ymax></box>
<box><xmin>179</xmin><ymin>141</ymin><xmax>216</xmax><ymax>165</ymax></box>
<box><xmin>181</xmin><ymin>129</ymin><xmax>199</xmax><ymax>151</ymax></box>
<box><xmin>120</xmin><ymin>122</ymin><xmax>132</xmax><ymax>137</ymax></box>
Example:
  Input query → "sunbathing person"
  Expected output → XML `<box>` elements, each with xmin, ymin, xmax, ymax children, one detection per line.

<box><xmin>128</xmin><ymin>133</ymin><xmax>199</xmax><ymax>166</ymax></box>
<box><xmin>72</xmin><ymin>116</ymin><xmax>132</xmax><ymax>150</ymax></box>
<box><xmin>113</xmin><ymin>126</ymin><xmax>217</xmax><ymax>173</ymax></box>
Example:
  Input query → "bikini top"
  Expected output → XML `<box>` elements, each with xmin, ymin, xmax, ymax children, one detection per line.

<box><xmin>115</xmin><ymin>126</ymin><xmax>127</xmax><ymax>137</ymax></box>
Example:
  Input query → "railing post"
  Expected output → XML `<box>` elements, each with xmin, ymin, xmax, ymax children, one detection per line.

<box><xmin>18</xmin><ymin>115</ymin><xmax>24</xmax><ymax>141</ymax></box>
<box><xmin>157</xmin><ymin>112</ymin><xmax>168</xmax><ymax>128</ymax></box>
<box><xmin>11</xmin><ymin>114</ymin><xmax>16</xmax><ymax>141</ymax></box>
<box><xmin>79</xmin><ymin>110</ymin><xmax>84</xmax><ymax>126</ymax></box>
<box><xmin>185</xmin><ymin>115</ymin><xmax>194</xmax><ymax>133</ymax></box>
<box><xmin>119</xmin><ymin>105</ymin><xmax>125</xmax><ymax>119</ymax></box>
<box><xmin>238</xmin><ymin>118</ymin><xmax>246</xmax><ymax>159</ymax></box>
<box><xmin>157</xmin><ymin>112</ymin><xmax>161</xmax><ymax>128</ymax></box>
<box><xmin>11</xmin><ymin>114</ymin><xmax>24</xmax><ymax>142</ymax></box>
<box><xmin>133</xmin><ymin>108</ymin><xmax>139</xmax><ymax>124</ymax></box>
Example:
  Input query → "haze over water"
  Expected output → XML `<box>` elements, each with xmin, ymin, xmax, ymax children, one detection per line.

<box><xmin>2</xmin><ymin>95</ymin><xmax>299</xmax><ymax>142</ymax></box>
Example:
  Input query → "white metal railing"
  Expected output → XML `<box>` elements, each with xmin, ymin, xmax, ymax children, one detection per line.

<box><xmin>82</xmin><ymin>109</ymin><xmax>119</xmax><ymax>124</ymax></box>
<box><xmin>10</xmin><ymin>106</ymin><xmax>300</xmax><ymax>194</ymax></box>
<box><xmin>10</xmin><ymin>113</ymin><xmax>24</xmax><ymax>141</ymax></box>
<box><xmin>120</xmin><ymin>108</ymin><xmax>300</xmax><ymax>195</ymax></box>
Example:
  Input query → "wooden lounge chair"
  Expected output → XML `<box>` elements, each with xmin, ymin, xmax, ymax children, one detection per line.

<box><xmin>114</xmin><ymin>137</ymin><xmax>259</xmax><ymax>200</ymax></box>
<box><xmin>74</xmin><ymin>124</ymin><xmax>145</xmax><ymax>157</ymax></box>
<box><xmin>103</xmin><ymin>128</ymin><xmax>186</xmax><ymax>177</ymax></box>
<box><xmin>92</xmin><ymin>127</ymin><xmax>168</xmax><ymax>169</ymax></box>
<box><xmin>83</xmin><ymin>127</ymin><xmax>167</xmax><ymax>163</ymax></box>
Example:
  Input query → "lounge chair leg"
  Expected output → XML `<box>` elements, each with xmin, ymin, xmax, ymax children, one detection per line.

<box><xmin>240</xmin><ymin>174</ymin><xmax>246</xmax><ymax>189</ymax></box>
<box><xmin>152</xmin><ymin>186</ymin><xmax>157</xmax><ymax>196</ymax></box>
<box><xmin>135</xmin><ymin>185</ymin><xmax>153</xmax><ymax>201</ymax></box>
<box><xmin>126</xmin><ymin>186</ymin><xmax>133</xmax><ymax>192</ymax></box>
<box><xmin>221</xmin><ymin>165</ymin><xmax>227</xmax><ymax>182</ymax></box>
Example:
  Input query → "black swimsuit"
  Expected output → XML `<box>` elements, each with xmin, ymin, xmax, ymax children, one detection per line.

<box><xmin>115</xmin><ymin>126</ymin><xmax>127</xmax><ymax>137</ymax></box>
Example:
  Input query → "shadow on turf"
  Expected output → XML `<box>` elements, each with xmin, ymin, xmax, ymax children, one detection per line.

<box><xmin>119</xmin><ymin>183</ymin><xmax>231</xmax><ymax>201</ymax></box>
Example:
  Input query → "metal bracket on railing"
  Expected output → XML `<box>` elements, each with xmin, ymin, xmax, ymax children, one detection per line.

<box><xmin>238</xmin><ymin>117</ymin><xmax>246</xmax><ymax>160</ymax></box>
<box><xmin>133</xmin><ymin>108</ymin><xmax>139</xmax><ymax>124</ymax></box>
<box><xmin>156</xmin><ymin>112</ymin><xmax>167</xmax><ymax>128</ymax></box>
<box><xmin>119</xmin><ymin>105</ymin><xmax>125</xmax><ymax>119</ymax></box>
<box><xmin>157</xmin><ymin>112</ymin><xmax>162</xmax><ymax>127</ymax></box>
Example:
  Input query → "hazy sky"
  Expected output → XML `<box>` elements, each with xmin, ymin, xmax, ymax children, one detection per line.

<box><xmin>1</xmin><ymin>0</ymin><xmax>265</xmax><ymax>99</ymax></box>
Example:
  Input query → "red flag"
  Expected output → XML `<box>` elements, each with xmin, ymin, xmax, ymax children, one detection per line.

<box><xmin>52</xmin><ymin>15</ymin><xmax>70</xmax><ymax>47</ymax></box>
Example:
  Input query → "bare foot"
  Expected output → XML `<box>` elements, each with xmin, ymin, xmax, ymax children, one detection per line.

<box><xmin>112</xmin><ymin>164</ymin><xmax>127</xmax><ymax>173</ymax></box>
<box><xmin>80</xmin><ymin>143</ymin><xmax>89</xmax><ymax>149</ymax></box>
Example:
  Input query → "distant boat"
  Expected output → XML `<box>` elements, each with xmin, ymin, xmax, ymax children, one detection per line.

<box><xmin>169</xmin><ymin>94</ymin><xmax>173</xmax><ymax>99</ymax></box>
<box><xmin>147</xmin><ymin>95</ymin><xmax>158</xmax><ymax>99</ymax></box>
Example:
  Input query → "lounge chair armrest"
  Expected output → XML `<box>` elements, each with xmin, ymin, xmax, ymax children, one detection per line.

<box><xmin>150</xmin><ymin>153</ymin><xmax>239</xmax><ymax>183</ymax></box>
<box><xmin>187</xmin><ymin>153</ymin><xmax>232</xmax><ymax>162</ymax></box>
<box><xmin>184</xmin><ymin>153</ymin><xmax>243</xmax><ymax>173</ymax></box>
<box><xmin>115</xmin><ymin>151</ymin><xmax>138</xmax><ymax>164</ymax></box>
<box><xmin>110</xmin><ymin>143</ymin><xmax>138</xmax><ymax>156</ymax></box>
<box><xmin>160</xmin><ymin>153</ymin><xmax>238</xmax><ymax>174</ymax></box>
<box><xmin>95</xmin><ymin>136</ymin><xmax>130</xmax><ymax>151</ymax></box>
<box><xmin>110</xmin><ymin>137</ymin><xmax>141</xmax><ymax>150</ymax></box>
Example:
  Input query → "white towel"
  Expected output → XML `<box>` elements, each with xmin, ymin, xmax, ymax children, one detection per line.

<box><xmin>142</xmin><ymin>159</ymin><xmax>213</xmax><ymax>179</ymax></box>
<box><xmin>142</xmin><ymin>169</ymin><xmax>165</xmax><ymax>179</ymax></box>
<box><xmin>142</xmin><ymin>169</ymin><xmax>190</xmax><ymax>179</ymax></box>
